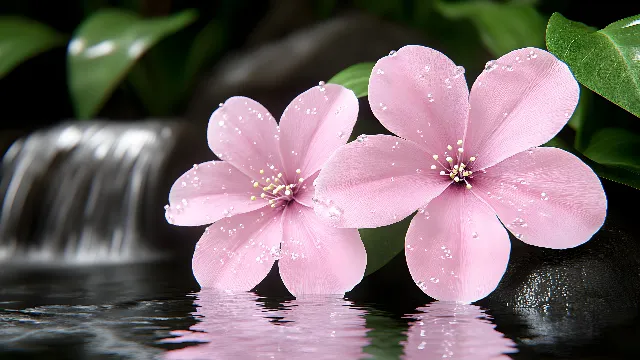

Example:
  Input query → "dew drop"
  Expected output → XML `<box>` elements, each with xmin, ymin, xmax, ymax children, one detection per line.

<box><xmin>218</xmin><ymin>120</ymin><xmax>224</xmax><ymax>126</ymax></box>
<box><xmin>484</xmin><ymin>60</ymin><xmax>497</xmax><ymax>72</ymax></box>
<box><xmin>444</xmin><ymin>78</ymin><xmax>452</xmax><ymax>88</ymax></box>
<box><xmin>376</xmin><ymin>69</ymin><xmax>385</xmax><ymax>75</ymax></box>
<box><xmin>337</xmin><ymin>131</ymin><xmax>344</xmax><ymax>139</ymax></box>
<box><xmin>357</xmin><ymin>134</ymin><xmax>368</xmax><ymax>142</ymax></box>
<box><xmin>472</xmin><ymin>232</ymin><xmax>478</xmax><ymax>239</ymax></box>
<box><xmin>452</xmin><ymin>65</ymin><xmax>465</xmax><ymax>78</ymax></box>
<box><xmin>389</xmin><ymin>50</ymin><xmax>397</xmax><ymax>56</ymax></box>
<box><xmin>427</xmin><ymin>93</ymin><xmax>434</xmax><ymax>102</ymax></box>
<box><xmin>430</xmin><ymin>277</ymin><xmax>440</xmax><ymax>283</ymax></box>
<box><xmin>181</xmin><ymin>181</ymin><xmax>186</xmax><ymax>187</ymax></box>
<box><xmin>379</xmin><ymin>102</ymin><xmax>387</xmax><ymax>111</ymax></box>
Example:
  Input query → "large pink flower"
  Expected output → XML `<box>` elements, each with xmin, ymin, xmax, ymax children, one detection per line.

<box><xmin>314</xmin><ymin>46</ymin><xmax>607</xmax><ymax>303</ymax></box>
<box><xmin>164</xmin><ymin>84</ymin><xmax>366</xmax><ymax>295</ymax></box>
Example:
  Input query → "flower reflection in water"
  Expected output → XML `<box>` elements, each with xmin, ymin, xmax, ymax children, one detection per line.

<box><xmin>160</xmin><ymin>290</ymin><xmax>369</xmax><ymax>359</ymax></box>
<box><xmin>403</xmin><ymin>302</ymin><xmax>517</xmax><ymax>359</ymax></box>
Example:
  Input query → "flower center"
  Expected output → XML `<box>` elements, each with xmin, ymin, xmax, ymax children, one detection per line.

<box><xmin>429</xmin><ymin>140</ymin><xmax>477</xmax><ymax>189</ymax></box>
<box><xmin>250</xmin><ymin>168</ymin><xmax>305</xmax><ymax>208</ymax></box>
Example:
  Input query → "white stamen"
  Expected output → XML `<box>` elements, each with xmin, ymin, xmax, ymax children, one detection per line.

<box><xmin>457</xmin><ymin>139</ymin><xmax>463</xmax><ymax>145</ymax></box>
<box><xmin>430</xmin><ymin>165</ymin><xmax>437</xmax><ymax>169</ymax></box>
<box><xmin>458</xmin><ymin>148</ymin><xmax>464</xmax><ymax>153</ymax></box>
<box><xmin>433</xmin><ymin>154</ymin><xmax>439</xmax><ymax>160</ymax></box>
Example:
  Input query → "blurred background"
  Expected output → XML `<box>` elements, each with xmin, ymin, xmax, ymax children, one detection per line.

<box><xmin>0</xmin><ymin>0</ymin><xmax>638</xmax><ymax>264</ymax></box>
<box><xmin>1</xmin><ymin>1</ymin><xmax>640</xmax><ymax>358</ymax></box>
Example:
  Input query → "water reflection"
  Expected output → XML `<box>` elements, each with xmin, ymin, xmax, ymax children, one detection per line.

<box><xmin>161</xmin><ymin>290</ymin><xmax>369</xmax><ymax>359</ymax></box>
<box><xmin>403</xmin><ymin>302</ymin><xmax>517</xmax><ymax>359</ymax></box>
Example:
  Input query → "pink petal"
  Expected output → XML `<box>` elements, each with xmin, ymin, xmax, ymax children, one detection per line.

<box><xmin>464</xmin><ymin>48</ymin><xmax>579</xmax><ymax>169</ymax></box>
<box><xmin>406</xmin><ymin>186</ymin><xmax>511</xmax><ymax>303</ymax></box>
<box><xmin>368</xmin><ymin>45</ymin><xmax>469</xmax><ymax>154</ymax></box>
<box><xmin>278</xmin><ymin>202</ymin><xmax>366</xmax><ymax>295</ymax></box>
<box><xmin>192</xmin><ymin>207</ymin><xmax>282</xmax><ymax>291</ymax></box>
<box><xmin>207</xmin><ymin>97</ymin><xmax>284</xmax><ymax>181</ymax></box>
<box><xmin>166</xmin><ymin>161</ymin><xmax>265</xmax><ymax>226</ymax></box>
<box><xmin>279</xmin><ymin>84</ymin><xmax>358</xmax><ymax>179</ymax></box>
<box><xmin>314</xmin><ymin>135</ymin><xmax>451</xmax><ymax>228</ymax></box>
<box><xmin>471</xmin><ymin>147</ymin><xmax>606</xmax><ymax>249</ymax></box>
<box><xmin>403</xmin><ymin>302</ymin><xmax>516</xmax><ymax>359</ymax></box>
<box><xmin>292</xmin><ymin>171</ymin><xmax>320</xmax><ymax>208</ymax></box>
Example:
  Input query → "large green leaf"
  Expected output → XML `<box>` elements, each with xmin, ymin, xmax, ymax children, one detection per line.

<box><xmin>359</xmin><ymin>215</ymin><xmax>412</xmax><ymax>277</ymax></box>
<box><xmin>0</xmin><ymin>16</ymin><xmax>65</xmax><ymax>79</ymax></box>
<box><xmin>68</xmin><ymin>9</ymin><xmax>197</xmax><ymax>119</ymax></box>
<box><xmin>583</xmin><ymin>128</ymin><xmax>640</xmax><ymax>172</ymax></box>
<box><xmin>434</xmin><ymin>0</ymin><xmax>546</xmax><ymax>57</ymax></box>
<box><xmin>546</xmin><ymin>13</ymin><xmax>640</xmax><ymax>118</ymax></box>
<box><xmin>327</xmin><ymin>62</ymin><xmax>374</xmax><ymax>98</ymax></box>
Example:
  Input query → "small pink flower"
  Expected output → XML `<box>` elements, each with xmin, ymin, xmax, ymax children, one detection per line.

<box><xmin>314</xmin><ymin>46</ymin><xmax>607</xmax><ymax>302</ymax></box>
<box><xmin>165</xmin><ymin>83</ymin><xmax>366</xmax><ymax>295</ymax></box>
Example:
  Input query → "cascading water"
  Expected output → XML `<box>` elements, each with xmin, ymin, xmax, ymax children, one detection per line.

<box><xmin>0</xmin><ymin>121</ymin><xmax>203</xmax><ymax>265</ymax></box>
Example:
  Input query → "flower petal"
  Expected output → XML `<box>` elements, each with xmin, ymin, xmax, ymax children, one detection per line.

<box><xmin>471</xmin><ymin>147</ymin><xmax>606</xmax><ymax>249</ymax></box>
<box><xmin>406</xmin><ymin>186</ymin><xmax>511</xmax><ymax>303</ymax></box>
<box><xmin>292</xmin><ymin>171</ymin><xmax>320</xmax><ymax>208</ymax></box>
<box><xmin>279</xmin><ymin>84</ymin><xmax>359</xmax><ymax>179</ymax></box>
<box><xmin>465</xmin><ymin>47</ymin><xmax>579</xmax><ymax>169</ymax></box>
<box><xmin>207</xmin><ymin>97</ymin><xmax>284</xmax><ymax>181</ymax></box>
<box><xmin>192</xmin><ymin>207</ymin><xmax>282</xmax><ymax>291</ymax></box>
<box><xmin>368</xmin><ymin>45</ymin><xmax>469</xmax><ymax>154</ymax></box>
<box><xmin>314</xmin><ymin>135</ymin><xmax>450</xmax><ymax>228</ymax></box>
<box><xmin>166</xmin><ymin>161</ymin><xmax>265</xmax><ymax>226</ymax></box>
<box><xmin>279</xmin><ymin>202</ymin><xmax>366</xmax><ymax>295</ymax></box>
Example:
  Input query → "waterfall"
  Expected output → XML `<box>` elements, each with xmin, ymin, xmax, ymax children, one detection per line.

<box><xmin>0</xmin><ymin>121</ymin><xmax>201</xmax><ymax>265</ymax></box>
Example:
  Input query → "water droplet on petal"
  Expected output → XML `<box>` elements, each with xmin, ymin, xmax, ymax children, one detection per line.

<box><xmin>484</xmin><ymin>60</ymin><xmax>497</xmax><ymax>72</ymax></box>
<box><xmin>357</xmin><ymin>134</ymin><xmax>368</xmax><ymax>142</ymax></box>
<box><xmin>430</xmin><ymin>277</ymin><xmax>440</xmax><ymax>283</ymax></box>
<box><xmin>389</xmin><ymin>50</ymin><xmax>397</xmax><ymax>56</ymax></box>
<box><xmin>452</xmin><ymin>65</ymin><xmax>465</xmax><ymax>78</ymax></box>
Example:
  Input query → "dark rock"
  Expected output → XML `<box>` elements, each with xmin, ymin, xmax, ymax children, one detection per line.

<box><xmin>187</xmin><ymin>13</ymin><xmax>426</xmax><ymax>125</ymax></box>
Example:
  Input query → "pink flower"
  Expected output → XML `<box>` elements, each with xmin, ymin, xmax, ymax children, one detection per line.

<box><xmin>164</xmin><ymin>83</ymin><xmax>366</xmax><ymax>295</ymax></box>
<box><xmin>314</xmin><ymin>46</ymin><xmax>607</xmax><ymax>303</ymax></box>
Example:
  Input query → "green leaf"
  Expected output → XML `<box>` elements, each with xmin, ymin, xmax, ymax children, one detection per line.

<box><xmin>359</xmin><ymin>215</ymin><xmax>412</xmax><ymax>277</ymax></box>
<box><xmin>183</xmin><ymin>20</ymin><xmax>226</xmax><ymax>90</ymax></box>
<box><xmin>434</xmin><ymin>0</ymin><xmax>546</xmax><ymax>57</ymax></box>
<box><xmin>546</xmin><ymin>13</ymin><xmax>640</xmax><ymax>118</ymax></box>
<box><xmin>68</xmin><ymin>9</ymin><xmax>197</xmax><ymax>119</ymax></box>
<box><xmin>327</xmin><ymin>62</ymin><xmax>374</xmax><ymax>98</ymax></box>
<box><xmin>583</xmin><ymin>128</ymin><xmax>640</xmax><ymax>171</ymax></box>
<box><xmin>0</xmin><ymin>16</ymin><xmax>65</xmax><ymax>79</ymax></box>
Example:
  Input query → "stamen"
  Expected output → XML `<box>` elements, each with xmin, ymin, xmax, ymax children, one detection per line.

<box><xmin>470</xmin><ymin>156</ymin><xmax>476</xmax><ymax>162</ymax></box>
<box><xmin>266</xmin><ymin>178</ymin><xmax>270</xmax><ymax>183</ymax></box>
<box><xmin>440</xmin><ymin>171</ymin><xmax>446</xmax><ymax>175</ymax></box>
<box><xmin>454</xmin><ymin>176</ymin><xmax>460</xmax><ymax>182</ymax></box>
<box><xmin>259</xmin><ymin>169</ymin><xmax>264</xmax><ymax>174</ymax></box>
<box><xmin>433</xmin><ymin>155</ymin><xmax>439</xmax><ymax>160</ymax></box>
<box><xmin>277</xmin><ymin>173</ymin><xmax>283</xmax><ymax>178</ymax></box>
<box><xmin>251</xmin><ymin>196</ymin><xmax>256</xmax><ymax>201</ymax></box>
<box><xmin>285</xmin><ymin>190</ymin><xmax>291</xmax><ymax>196</ymax></box>
<box><xmin>466</xmin><ymin>183</ymin><xmax>472</xmax><ymax>189</ymax></box>
<box><xmin>447</xmin><ymin>145</ymin><xmax>453</xmax><ymax>150</ymax></box>
<box><xmin>458</xmin><ymin>148</ymin><xmax>464</xmax><ymax>153</ymax></box>
<box><xmin>260</xmin><ymin>193</ymin><xmax>266</xmax><ymax>198</ymax></box>
<box><xmin>430</xmin><ymin>165</ymin><xmax>437</xmax><ymax>170</ymax></box>
<box><xmin>457</xmin><ymin>139</ymin><xmax>463</xmax><ymax>145</ymax></box>
<box><xmin>446</xmin><ymin>157</ymin><xmax>453</xmax><ymax>163</ymax></box>
<box><xmin>299</xmin><ymin>178</ymin><xmax>304</xmax><ymax>182</ymax></box>
<box><xmin>453</xmin><ymin>164</ymin><xmax>459</xmax><ymax>170</ymax></box>
<box><xmin>296</xmin><ymin>169</ymin><xmax>301</xmax><ymax>174</ymax></box>
<box><xmin>253</xmin><ymin>181</ymin><xmax>259</xmax><ymax>188</ymax></box>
